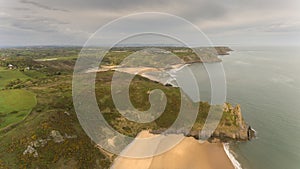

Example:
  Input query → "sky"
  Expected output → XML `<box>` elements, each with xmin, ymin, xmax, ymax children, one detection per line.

<box><xmin>0</xmin><ymin>0</ymin><xmax>299</xmax><ymax>46</ymax></box>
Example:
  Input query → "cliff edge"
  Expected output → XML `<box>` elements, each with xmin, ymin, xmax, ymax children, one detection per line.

<box><xmin>211</xmin><ymin>103</ymin><xmax>255</xmax><ymax>142</ymax></box>
<box><xmin>150</xmin><ymin>103</ymin><xmax>255</xmax><ymax>142</ymax></box>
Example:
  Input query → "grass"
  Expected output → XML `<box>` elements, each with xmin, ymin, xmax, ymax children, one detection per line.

<box><xmin>0</xmin><ymin>67</ymin><xmax>31</xmax><ymax>89</ymax></box>
<box><xmin>95</xmin><ymin>71</ymin><xmax>212</xmax><ymax>136</ymax></box>
<box><xmin>0</xmin><ymin>89</ymin><xmax>37</xmax><ymax>129</ymax></box>
<box><xmin>23</xmin><ymin>70</ymin><xmax>47</xmax><ymax>79</ymax></box>
<box><xmin>0</xmin><ymin>75</ymin><xmax>111</xmax><ymax>169</ymax></box>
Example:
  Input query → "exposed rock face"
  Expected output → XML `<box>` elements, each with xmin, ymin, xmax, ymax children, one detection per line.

<box><xmin>233</xmin><ymin>104</ymin><xmax>244</xmax><ymax>129</ymax></box>
<box><xmin>214</xmin><ymin>46</ymin><xmax>233</xmax><ymax>55</ymax></box>
<box><xmin>23</xmin><ymin>130</ymin><xmax>78</xmax><ymax>158</ymax></box>
<box><xmin>247</xmin><ymin>126</ymin><xmax>256</xmax><ymax>140</ymax></box>
<box><xmin>64</xmin><ymin>111</ymin><xmax>70</xmax><ymax>116</ymax></box>
<box><xmin>150</xmin><ymin>103</ymin><xmax>255</xmax><ymax>142</ymax></box>
<box><xmin>64</xmin><ymin>133</ymin><xmax>77</xmax><ymax>139</ymax></box>
<box><xmin>211</xmin><ymin>103</ymin><xmax>254</xmax><ymax>142</ymax></box>
<box><xmin>50</xmin><ymin>130</ymin><xmax>65</xmax><ymax>143</ymax></box>
<box><xmin>23</xmin><ymin>139</ymin><xmax>48</xmax><ymax>158</ymax></box>
<box><xmin>32</xmin><ymin>139</ymin><xmax>48</xmax><ymax>148</ymax></box>
<box><xmin>23</xmin><ymin>145</ymin><xmax>38</xmax><ymax>158</ymax></box>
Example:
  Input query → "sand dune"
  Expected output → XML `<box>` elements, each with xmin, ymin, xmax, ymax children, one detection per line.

<box><xmin>111</xmin><ymin>131</ymin><xmax>234</xmax><ymax>169</ymax></box>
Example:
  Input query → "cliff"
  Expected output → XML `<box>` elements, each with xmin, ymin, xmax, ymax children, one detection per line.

<box><xmin>150</xmin><ymin>103</ymin><xmax>255</xmax><ymax>142</ymax></box>
<box><xmin>184</xmin><ymin>47</ymin><xmax>233</xmax><ymax>63</ymax></box>
<box><xmin>214</xmin><ymin>46</ymin><xmax>233</xmax><ymax>55</ymax></box>
<box><xmin>210</xmin><ymin>103</ymin><xmax>255</xmax><ymax>142</ymax></box>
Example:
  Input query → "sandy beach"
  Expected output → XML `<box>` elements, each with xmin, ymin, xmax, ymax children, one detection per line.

<box><xmin>111</xmin><ymin>131</ymin><xmax>234</xmax><ymax>169</ymax></box>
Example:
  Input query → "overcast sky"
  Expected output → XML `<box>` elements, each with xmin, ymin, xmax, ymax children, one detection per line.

<box><xmin>0</xmin><ymin>0</ymin><xmax>299</xmax><ymax>46</ymax></box>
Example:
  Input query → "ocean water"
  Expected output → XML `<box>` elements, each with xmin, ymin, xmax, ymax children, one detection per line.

<box><xmin>140</xmin><ymin>46</ymin><xmax>300</xmax><ymax>169</ymax></box>
<box><xmin>211</xmin><ymin>46</ymin><xmax>300</xmax><ymax>169</ymax></box>
<box><xmin>171</xmin><ymin>46</ymin><xmax>300</xmax><ymax>169</ymax></box>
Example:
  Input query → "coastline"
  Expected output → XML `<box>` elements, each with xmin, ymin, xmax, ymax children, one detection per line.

<box><xmin>111</xmin><ymin>130</ymin><xmax>236</xmax><ymax>169</ymax></box>
<box><xmin>223</xmin><ymin>143</ymin><xmax>242</xmax><ymax>169</ymax></box>
<box><xmin>93</xmin><ymin>64</ymin><xmax>248</xmax><ymax>169</ymax></box>
<box><xmin>90</xmin><ymin>52</ymin><xmax>247</xmax><ymax>169</ymax></box>
<box><xmin>87</xmin><ymin>64</ymin><xmax>186</xmax><ymax>87</ymax></box>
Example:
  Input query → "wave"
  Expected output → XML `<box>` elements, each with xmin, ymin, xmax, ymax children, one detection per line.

<box><xmin>223</xmin><ymin>143</ymin><xmax>242</xmax><ymax>169</ymax></box>
<box><xmin>167</xmin><ymin>63</ymin><xmax>190</xmax><ymax>76</ymax></box>
<box><xmin>234</xmin><ymin>60</ymin><xmax>251</xmax><ymax>65</ymax></box>
<box><xmin>165</xmin><ymin>64</ymin><xmax>191</xmax><ymax>87</ymax></box>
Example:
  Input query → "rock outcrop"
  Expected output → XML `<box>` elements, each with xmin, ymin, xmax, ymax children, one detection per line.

<box><xmin>23</xmin><ymin>139</ymin><xmax>48</xmax><ymax>158</ymax></box>
<box><xmin>50</xmin><ymin>130</ymin><xmax>65</xmax><ymax>143</ymax></box>
<box><xmin>23</xmin><ymin>130</ymin><xmax>78</xmax><ymax>158</ymax></box>
<box><xmin>214</xmin><ymin>46</ymin><xmax>233</xmax><ymax>55</ymax></box>
<box><xmin>23</xmin><ymin>145</ymin><xmax>39</xmax><ymax>158</ymax></box>
<box><xmin>211</xmin><ymin>103</ymin><xmax>255</xmax><ymax>142</ymax></box>
<box><xmin>150</xmin><ymin>103</ymin><xmax>255</xmax><ymax>142</ymax></box>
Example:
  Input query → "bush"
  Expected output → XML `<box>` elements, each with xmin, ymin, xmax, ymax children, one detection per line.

<box><xmin>9</xmin><ymin>110</ymin><xmax>19</xmax><ymax>114</ymax></box>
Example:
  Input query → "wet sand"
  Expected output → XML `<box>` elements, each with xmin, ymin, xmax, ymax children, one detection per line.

<box><xmin>111</xmin><ymin>131</ymin><xmax>234</xmax><ymax>169</ymax></box>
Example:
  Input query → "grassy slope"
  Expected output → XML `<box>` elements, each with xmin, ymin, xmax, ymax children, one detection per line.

<box><xmin>0</xmin><ymin>67</ymin><xmax>30</xmax><ymax>89</ymax></box>
<box><xmin>0</xmin><ymin>67</ymin><xmax>38</xmax><ymax>129</ymax></box>
<box><xmin>0</xmin><ymin>89</ymin><xmax>37</xmax><ymax>129</ymax></box>
<box><xmin>0</xmin><ymin>74</ymin><xmax>111</xmax><ymax>169</ymax></box>
<box><xmin>0</xmin><ymin>70</ymin><xmax>208</xmax><ymax>169</ymax></box>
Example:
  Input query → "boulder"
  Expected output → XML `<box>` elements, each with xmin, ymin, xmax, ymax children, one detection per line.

<box><xmin>50</xmin><ymin>130</ymin><xmax>65</xmax><ymax>143</ymax></box>
<box><xmin>23</xmin><ymin>145</ymin><xmax>38</xmax><ymax>158</ymax></box>
<box><xmin>32</xmin><ymin>139</ymin><xmax>48</xmax><ymax>148</ymax></box>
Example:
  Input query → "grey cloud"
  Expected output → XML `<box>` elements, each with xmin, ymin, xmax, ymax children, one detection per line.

<box><xmin>30</xmin><ymin>17</ymin><xmax>69</xmax><ymax>25</ymax></box>
<box><xmin>41</xmin><ymin>0</ymin><xmax>171</xmax><ymax>11</ymax></box>
<box><xmin>32</xmin><ymin>0</ymin><xmax>229</xmax><ymax>21</ymax></box>
<box><xmin>0</xmin><ymin>0</ymin><xmax>299</xmax><ymax>46</ymax></box>
<box><xmin>178</xmin><ymin>1</ymin><xmax>228</xmax><ymax>22</ymax></box>
<box><xmin>5</xmin><ymin>14</ymin><xmax>70</xmax><ymax>33</ymax></box>
<box><xmin>13</xmin><ymin>7</ymin><xmax>31</xmax><ymax>11</ymax></box>
<box><xmin>11</xmin><ymin>22</ymin><xmax>56</xmax><ymax>32</ymax></box>
<box><xmin>20</xmin><ymin>0</ymin><xmax>69</xmax><ymax>12</ymax></box>
<box><xmin>36</xmin><ymin>0</ymin><xmax>298</xmax><ymax>21</ymax></box>
<box><xmin>247</xmin><ymin>22</ymin><xmax>300</xmax><ymax>33</ymax></box>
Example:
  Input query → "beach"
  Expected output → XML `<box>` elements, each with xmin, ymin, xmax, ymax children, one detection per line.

<box><xmin>111</xmin><ymin>131</ymin><xmax>235</xmax><ymax>169</ymax></box>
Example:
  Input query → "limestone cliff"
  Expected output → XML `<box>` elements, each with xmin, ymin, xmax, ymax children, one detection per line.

<box><xmin>150</xmin><ymin>103</ymin><xmax>255</xmax><ymax>142</ymax></box>
<box><xmin>211</xmin><ymin>103</ymin><xmax>255</xmax><ymax>142</ymax></box>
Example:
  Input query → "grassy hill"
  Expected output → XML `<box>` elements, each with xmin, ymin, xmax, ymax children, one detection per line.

<box><xmin>0</xmin><ymin>89</ymin><xmax>36</xmax><ymax>129</ymax></box>
<box><xmin>0</xmin><ymin>67</ymin><xmax>31</xmax><ymax>89</ymax></box>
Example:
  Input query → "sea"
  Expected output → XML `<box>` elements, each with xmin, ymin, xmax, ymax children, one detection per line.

<box><xmin>187</xmin><ymin>46</ymin><xmax>300</xmax><ymax>169</ymax></box>
<box><xmin>135</xmin><ymin>46</ymin><xmax>300</xmax><ymax>169</ymax></box>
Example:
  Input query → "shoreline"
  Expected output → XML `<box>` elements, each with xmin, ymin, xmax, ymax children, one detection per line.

<box><xmin>92</xmin><ymin>65</ymin><xmax>247</xmax><ymax>169</ymax></box>
<box><xmin>111</xmin><ymin>130</ymin><xmax>237</xmax><ymax>169</ymax></box>
<box><xmin>91</xmin><ymin>62</ymin><xmax>246</xmax><ymax>168</ymax></box>
<box><xmin>87</xmin><ymin>64</ymin><xmax>186</xmax><ymax>87</ymax></box>
<box><xmin>223</xmin><ymin>143</ymin><xmax>242</xmax><ymax>169</ymax></box>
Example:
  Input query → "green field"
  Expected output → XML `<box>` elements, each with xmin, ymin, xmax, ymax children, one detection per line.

<box><xmin>0</xmin><ymin>67</ymin><xmax>31</xmax><ymax>89</ymax></box>
<box><xmin>0</xmin><ymin>89</ymin><xmax>37</xmax><ymax>129</ymax></box>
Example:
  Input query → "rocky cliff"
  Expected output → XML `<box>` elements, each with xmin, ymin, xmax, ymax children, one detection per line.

<box><xmin>150</xmin><ymin>103</ymin><xmax>255</xmax><ymax>142</ymax></box>
<box><xmin>210</xmin><ymin>103</ymin><xmax>255</xmax><ymax>142</ymax></box>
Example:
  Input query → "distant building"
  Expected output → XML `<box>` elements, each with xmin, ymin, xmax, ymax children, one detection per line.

<box><xmin>8</xmin><ymin>64</ymin><xmax>14</xmax><ymax>69</ymax></box>
<box><xmin>114</xmin><ymin>50</ymin><xmax>127</xmax><ymax>53</ymax></box>
<box><xmin>173</xmin><ymin>49</ymin><xmax>189</xmax><ymax>53</ymax></box>
<box><xmin>154</xmin><ymin>50</ymin><xmax>172</xmax><ymax>54</ymax></box>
